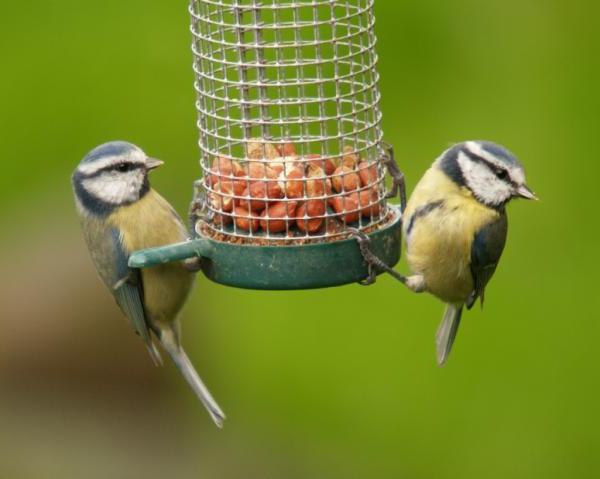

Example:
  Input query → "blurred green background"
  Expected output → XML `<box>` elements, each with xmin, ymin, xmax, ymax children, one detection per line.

<box><xmin>1</xmin><ymin>1</ymin><xmax>599</xmax><ymax>478</ymax></box>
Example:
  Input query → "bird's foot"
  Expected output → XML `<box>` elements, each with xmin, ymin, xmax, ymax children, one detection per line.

<box><xmin>188</xmin><ymin>179</ymin><xmax>214</xmax><ymax>234</ymax></box>
<box><xmin>350</xmin><ymin>229</ymin><xmax>378</xmax><ymax>285</ymax></box>
<box><xmin>349</xmin><ymin>228</ymin><xmax>426</xmax><ymax>294</ymax></box>
<box><xmin>349</xmin><ymin>228</ymin><xmax>408</xmax><ymax>286</ymax></box>
<box><xmin>382</xmin><ymin>142</ymin><xmax>407</xmax><ymax>213</ymax></box>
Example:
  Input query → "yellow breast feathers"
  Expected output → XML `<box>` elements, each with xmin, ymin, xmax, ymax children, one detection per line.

<box><xmin>109</xmin><ymin>189</ymin><xmax>188</xmax><ymax>252</ymax></box>
<box><xmin>403</xmin><ymin>167</ymin><xmax>500</xmax><ymax>304</ymax></box>
<box><xmin>109</xmin><ymin>190</ymin><xmax>193</xmax><ymax>323</ymax></box>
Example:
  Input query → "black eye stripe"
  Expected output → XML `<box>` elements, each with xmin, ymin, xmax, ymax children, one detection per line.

<box><xmin>80</xmin><ymin>162</ymin><xmax>144</xmax><ymax>178</ymax></box>
<box><xmin>463</xmin><ymin>150</ymin><xmax>516</xmax><ymax>186</ymax></box>
<box><xmin>104</xmin><ymin>162</ymin><xmax>143</xmax><ymax>173</ymax></box>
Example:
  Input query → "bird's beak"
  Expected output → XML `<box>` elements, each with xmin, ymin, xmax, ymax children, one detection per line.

<box><xmin>146</xmin><ymin>157</ymin><xmax>164</xmax><ymax>171</ymax></box>
<box><xmin>516</xmin><ymin>184</ymin><xmax>538</xmax><ymax>200</ymax></box>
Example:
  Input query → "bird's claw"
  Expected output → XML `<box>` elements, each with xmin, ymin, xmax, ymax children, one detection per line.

<box><xmin>188</xmin><ymin>179</ymin><xmax>213</xmax><ymax>235</ymax></box>
<box><xmin>349</xmin><ymin>226</ymin><xmax>411</xmax><ymax>287</ymax></box>
<box><xmin>348</xmin><ymin>228</ymin><xmax>378</xmax><ymax>286</ymax></box>
<box><xmin>348</xmin><ymin>227</ymin><xmax>371</xmax><ymax>246</ymax></box>
<box><xmin>382</xmin><ymin>142</ymin><xmax>407</xmax><ymax>213</ymax></box>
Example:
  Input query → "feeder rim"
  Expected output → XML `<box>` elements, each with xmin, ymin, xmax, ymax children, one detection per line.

<box><xmin>128</xmin><ymin>205</ymin><xmax>402</xmax><ymax>270</ymax></box>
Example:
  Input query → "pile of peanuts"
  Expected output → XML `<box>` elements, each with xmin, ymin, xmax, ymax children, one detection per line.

<box><xmin>206</xmin><ymin>140</ymin><xmax>381</xmax><ymax>235</ymax></box>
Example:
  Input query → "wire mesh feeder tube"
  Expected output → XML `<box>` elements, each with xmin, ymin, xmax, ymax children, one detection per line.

<box><xmin>129</xmin><ymin>0</ymin><xmax>405</xmax><ymax>290</ymax></box>
<box><xmin>192</xmin><ymin>0</ymin><xmax>394</xmax><ymax>234</ymax></box>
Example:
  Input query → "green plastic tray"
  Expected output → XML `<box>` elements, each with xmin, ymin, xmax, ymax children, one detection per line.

<box><xmin>128</xmin><ymin>206</ymin><xmax>402</xmax><ymax>290</ymax></box>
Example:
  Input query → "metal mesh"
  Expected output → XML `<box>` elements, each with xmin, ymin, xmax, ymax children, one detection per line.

<box><xmin>190</xmin><ymin>0</ymin><xmax>390</xmax><ymax>242</ymax></box>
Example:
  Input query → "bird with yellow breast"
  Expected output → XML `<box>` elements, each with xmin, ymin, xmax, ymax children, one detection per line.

<box><xmin>401</xmin><ymin>141</ymin><xmax>537</xmax><ymax>365</ymax></box>
<box><xmin>72</xmin><ymin>141</ymin><xmax>225</xmax><ymax>427</ymax></box>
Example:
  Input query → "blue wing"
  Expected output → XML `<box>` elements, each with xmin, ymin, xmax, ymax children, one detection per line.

<box><xmin>109</xmin><ymin>230</ymin><xmax>162</xmax><ymax>364</ymax></box>
<box><xmin>467</xmin><ymin>213</ymin><xmax>508</xmax><ymax>309</ymax></box>
<box><xmin>82</xmin><ymin>218</ymin><xmax>161</xmax><ymax>364</ymax></box>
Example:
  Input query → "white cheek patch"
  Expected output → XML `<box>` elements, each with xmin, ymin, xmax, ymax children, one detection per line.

<box><xmin>457</xmin><ymin>151</ymin><xmax>512</xmax><ymax>205</ymax></box>
<box><xmin>511</xmin><ymin>168</ymin><xmax>526</xmax><ymax>185</ymax></box>
<box><xmin>82</xmin><ymin>171</ymin><xmax>144</xmax><ymax>205</ymax></box>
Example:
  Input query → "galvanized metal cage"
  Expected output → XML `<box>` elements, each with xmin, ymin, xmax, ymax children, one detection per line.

<box><xmin>190</xmin><ymin>0</ymin><xmax>392</xmax><ymax>243</ymax></box>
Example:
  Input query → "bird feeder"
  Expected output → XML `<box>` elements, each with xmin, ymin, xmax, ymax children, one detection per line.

<box><xmin>129</xmin><ymin>0</ymin><xmax>406</xmax><ymax>289</ymax></box>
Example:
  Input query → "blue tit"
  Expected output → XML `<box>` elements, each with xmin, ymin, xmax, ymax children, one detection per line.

<box><xmin>72</xmin><ymin>141</ymin><xmax>225</xmax><ymax>427</ymax></box>
<box><xmin>401</xmin><ymin>141</ymin><xmax>537</xmax><ymax>365</ymax></box>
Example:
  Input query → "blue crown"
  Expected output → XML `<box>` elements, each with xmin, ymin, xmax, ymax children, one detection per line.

<box><xmin>82</xmin><ymin>141</ymin><xmax>138</xmax><ymax>164</ymax></box>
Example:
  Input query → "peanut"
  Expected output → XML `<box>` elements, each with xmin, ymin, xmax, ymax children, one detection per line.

<box><xmin>209</xmin><ymin>157</ymin><xmax>244</xmax><ymax>185</ymax></box>
<box><xmin>209</xmin><ymin>181</ymin><xmax>236</xmax><ymax>212</ymax></box>
<box><xmin>260</xmin><ymin>201</ymin><xmax>297</xmax><ymax>233</ymax></box>
<box><xmin>247</xmin><ymin>139</ymin><xmax>280</xmax><ymax>160</ymax></box>
<box><xmin>332</xmin><ymin>166</ymin><xmax>360</xmax><ymax>193</ymax></box>
<box><xmin>306</xmin><ymin>154</ymin><xmax>337</xmax><ymax>176</ymax></box>
<box><xmin>280</xmin><ymin>166</ymin><xmax>305</xmax><ymax>199</ymax></box>
<box><xmin>342</xmin><ymin>145</ymin><xmax>359</xmax><ymax>169</ymax></box>
<box><xmin>330</xmin><ymin>193</ymin><xmax>360</xmax><ymax>223</ymax></box>
<box><xmin>357</xmin><ymin>161</ymin><xmax>378</xmax><ymax>187</ymax></box>
<box><xmin>233</xmin><ymin>206</ymin><xmax>260</xmax><ymax>231</ymax></box>
<box><xmin>296</xmin><ymin>200</ymin><xmax>326</xmax><ymax>234</ymax></box>
<box><xmin>275</xmin><ymin>142</ymin><xmax>297</xmax><ymax>158</ymax></box>
<box><xmin>358</xmin><ymin>188</ymin><xmax>381</xmax><ymax>217</ymax></box>
<box><xmin>238</xmin><ymin>180</ymin><xmax>283</xmax><ymax>212</ymax></box>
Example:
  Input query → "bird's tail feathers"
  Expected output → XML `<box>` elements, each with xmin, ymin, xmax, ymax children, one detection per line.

<box><xmin>159</xmin><ymin>329</ymin><xmax>226</xmax><ymax>428</ymax></box>
<box><xmin>146</xmin><ymin>342</ymin><xmax>163</xmax><ymax>367</ymax></box>
<box><xmin>435</xmin><ymin>304</ymin><xmax>463</xmax><ymax>366</ymax></box>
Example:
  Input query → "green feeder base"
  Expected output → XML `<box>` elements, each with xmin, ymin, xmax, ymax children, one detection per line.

<box><xmin>128</xmin><ymin>206</ymin><xmax>402</xmax><ymax>290</ymax></box>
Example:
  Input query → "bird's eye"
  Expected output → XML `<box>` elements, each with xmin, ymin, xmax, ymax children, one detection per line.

<box><xmin>116</xmin><ymin>163</ymin><xmax>130</xmax><ymax>172</ymax></box>
<box><xmin>495</xmin><ymin>168</ymin><xmax>509</xmax><ymax>180</ymax></box>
